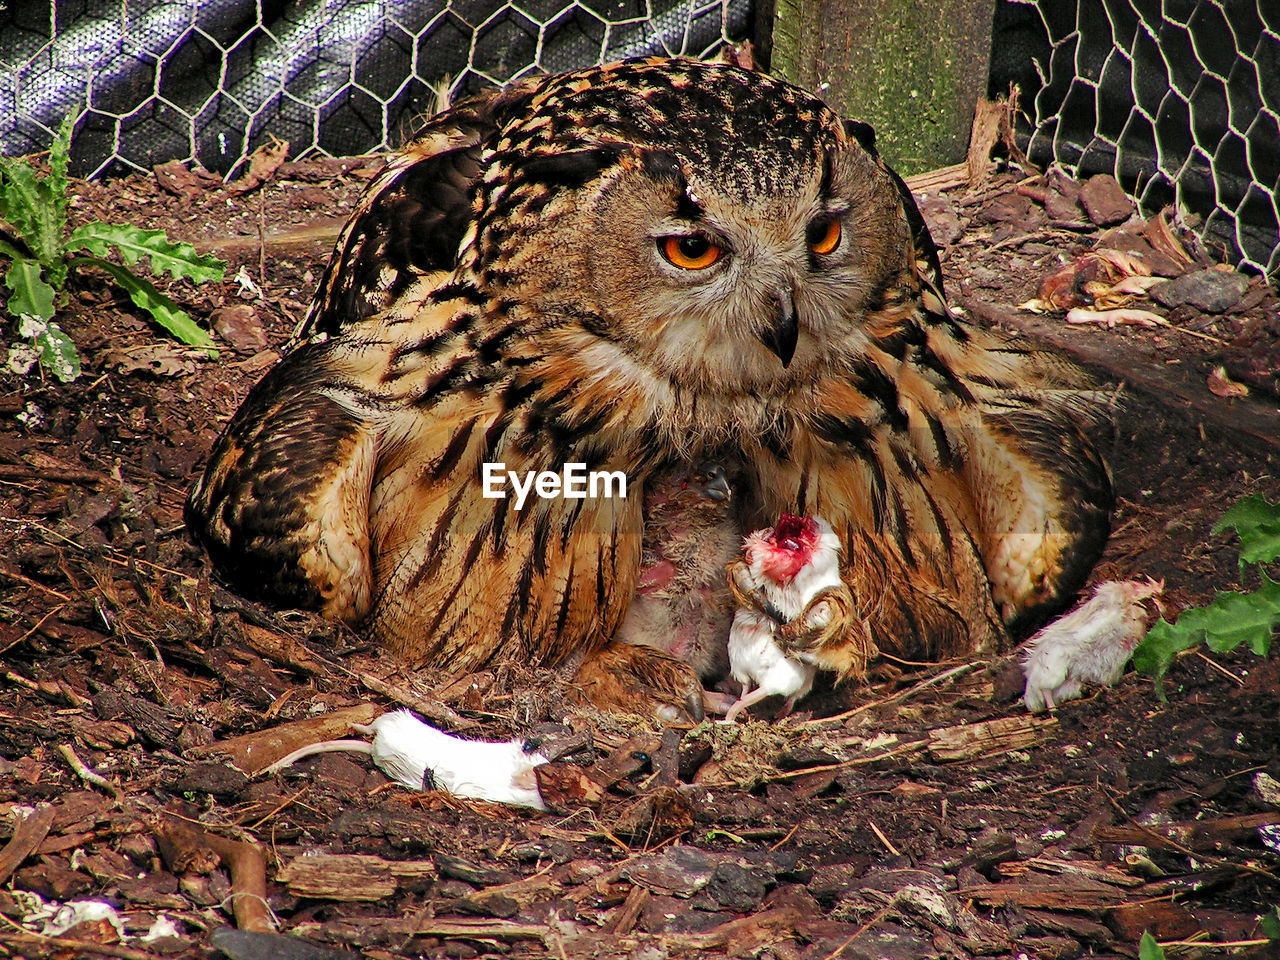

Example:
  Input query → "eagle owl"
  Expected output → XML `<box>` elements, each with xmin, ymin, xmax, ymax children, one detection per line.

<box><xmin>187</xmin><ymin>57</ymin><xmax>1113</xmax><ymax>718</ymax></box>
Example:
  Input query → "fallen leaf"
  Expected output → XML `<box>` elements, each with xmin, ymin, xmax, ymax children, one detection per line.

<box><xmin>104</xmin><ymin>343</ymin><xmax>201</xmax><ymax>377</ymax></box>
<box><xmin>1207</xmin><ymin>365</ymin><xmax>1249</xmax><ymax>398</ymax></box>
<box><xmin>226</xmin><ymin>136</ymin><xmax>290</xmax><ymax>195</ymax></box>
<box><xmin>1065</xmin><ymin>307</ymin><xmax>1164</xmax><ymax>328</ymax></box>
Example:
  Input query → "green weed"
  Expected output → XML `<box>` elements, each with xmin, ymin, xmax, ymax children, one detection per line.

<box><xmin>1132</xmin><ymin>493</ymin><xmax>1280</xmax><ymax>698</ymax></box>
<box><xmin>1</xmin><ymin>112</ymin><xmax>225</xmax><ymax>382</ymax></box>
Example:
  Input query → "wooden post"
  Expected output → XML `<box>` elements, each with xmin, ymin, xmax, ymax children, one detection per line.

<box><xmin>769</xmin><ymin>0</ymin><xmax>996</xmax><ymax>174</ymax></box>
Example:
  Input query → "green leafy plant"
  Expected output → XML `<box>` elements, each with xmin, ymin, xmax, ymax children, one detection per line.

<box><xmin>1138</xmin><ymin>931</ymin><xmax>1166</xmax><ymax>960</ymax></box>
<box><xmin>1133</xmin><ymin>493</ymin><xmax>1280</xmax><ymax>697</ymax></box>
<box><xmin>1</xmin><ymin>112</ymin><xmax>224</xmax><ymax>382</ymax></box>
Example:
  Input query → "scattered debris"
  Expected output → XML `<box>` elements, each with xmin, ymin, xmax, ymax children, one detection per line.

<box><xmin>226</xmin><ymin>136</ymin><xmax>290</xmax><ymax>195</ymax></box>
<box><xmin>1078</xmin><ymin>173</ymin><xmax>1135</xmax><ymax>227</ymax></box>
<box><xmin>154</xmin><ymin>159</ymin><xmax>222</xmax><ymax>197</ymax></box>
<box><xmin>211</xmin><ymin>305</ymin><xmax>269</xmax><ymax>354</ymax></box>
<box><xmin>1</xmin><ymin>147</ymin><xmax>1277</xmax><ymax>960</ymax></box>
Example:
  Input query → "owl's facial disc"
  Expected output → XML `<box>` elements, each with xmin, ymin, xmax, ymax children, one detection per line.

<box><xmin>572</xmin><ymin>127</ymin><xmax>906</xmax><ymax>396</ymax></box>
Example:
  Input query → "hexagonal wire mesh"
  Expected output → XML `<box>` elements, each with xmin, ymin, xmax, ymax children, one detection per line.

<box><xmin>0</xmin><ymin>0</ymin><xmax>749</xmax><ymax>179</ymax></box>
<box><xmin>1015</xmin><ymin>0</ymin><xmax>1280</xmax><ymax>279</ymax></box>
<box><xmin>3</xmin><ymin>0</ymin><xmax>1276</xmax><ymax>281</ymax></box>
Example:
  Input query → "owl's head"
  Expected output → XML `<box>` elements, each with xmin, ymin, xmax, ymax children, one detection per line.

<box><xmin>457</xmin><ymin>59</ymin><xmax>927</xmax><ymax>398</ymax></box>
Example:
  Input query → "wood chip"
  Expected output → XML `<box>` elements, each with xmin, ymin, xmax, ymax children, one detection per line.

<box><xmin>0</xmin><ymin>803</ymin><xmax>56</xmax><ymax>885</ymax></box>
<box><xmin>277</xmin><ymin>853</ymin><xmax>434</xmax><ymax>901</ymax></box>
<box><xmin>1107</xmin><ymin>900</ymin><xmax>1200</xmax><ymax>941</ymax></box>
<box><xmin>403</xmin><ymin>918</ymin><xmax>548</xmax><ymax>942</ymax></box>
<box><xmin>926</xmin><ymin>715</ymin><xmax>1056</xmax><ymax>761</ymax></box>
<box><xmin>1094</xmin><ymin>811</ymin><xmax>1280</xmax><ymax>850</ymax></box>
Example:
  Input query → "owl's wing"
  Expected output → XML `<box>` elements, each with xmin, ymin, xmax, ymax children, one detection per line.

<box><xmin>841</xmin><ymin>118</ymin><xmax>946</xmax><ymax>301</ymax></box>
<box><xmin>192</xmin><ymin>281</ymin><xmax>645</xmax><ymax>671</ymax></box>
<box><xmin>364</xmin><ymin>361</ymin><xmax>645</xmax><ymax>671</ymax></box>
<box><xmin>295</xmin><ymin>106</ymin><xmax>492</xmax><ymax>343</ymax></box>
<box><xmin>184</xmin><ymin>338</ymin><xmax>379</xmax><ymax>621</ymax></box>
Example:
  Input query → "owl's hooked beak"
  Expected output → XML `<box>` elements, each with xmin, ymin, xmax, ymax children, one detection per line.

<box><xmin>762</xmin><ymin>290</ymin><xmax>799</xmax><ymax>367</ymax></box>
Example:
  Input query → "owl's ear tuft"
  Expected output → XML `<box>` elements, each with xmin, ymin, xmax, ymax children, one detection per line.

<box><xmin>842</xmin><ymin>119</ymin><xmax>877</xmax><ymax>154</ymax></box>
<box><xmin>635</xmin><ymin>148</ymin><xmax>684</xmax><ymax>184</ymax></box>
<box><xmin>633</xmin><ymin>149</ymin><xmax>703</xmax><ymax>220</ymax></box>
<box><xmin>518</xmin><ymin>145</ymin><xmax>631</xmax><ymax>189</ymax></box>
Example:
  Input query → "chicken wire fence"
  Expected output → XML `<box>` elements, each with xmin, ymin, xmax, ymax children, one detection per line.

<box><xmin>1</xmin><ymin>0</ymin><xmax>1277</xmax><ymax>277</ymax></box>
<box><xmin>0</xmin><ymin>0</ymin><xmax>748</xmax><ymax>180</ymax></box>
<box><xmin>1011</xmin><ymin>0</ymin><xmax>1280</xmax><ymax>279</ymax></box>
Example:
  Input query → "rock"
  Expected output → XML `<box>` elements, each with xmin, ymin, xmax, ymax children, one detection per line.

<box><xmin>917</xmin><ymin>192</ymin><xmax>961</xmax><ymax>248</ymax></box>
<box><xmin>621</xmin><ymin>845</ymin><xmax>720</xmax><ymax>897</ymax></box>
<box><xmin>1044</xmin><ymin>171</ymin><xmax>1087</xmax><ymax>224</ymax></box>
<box><xmin>1045</xmin><ymin>188</ymin><xmax>1086</xmax><ymax>223</ymax></box>
<box><xmin>1149</xmin><ymin>268</ymin><xmax>1250</xmax><ymax>313</ymax></box>
<box><xmin>166</xmin><ymin>761</ymin><xmax>250</xmax><ymax>799</ymax></box>
<box><xmin>972</xmin><ymin>190</ymin><xmax>1039</xmax><ymax>227</ymax></box>
<box><xmin>1079</xmin><ymin>174</ymin><xmax>1134</xmax><ymax>226</ymax></box>
<box><xmin>706</xmin><ymin>861</ymin><xmax>767</xmax><ymax>911</ymax></box>
<box><xmin>211</xmin><ymin>305</ymin><xmax>269</xmax><ymax>354</ymax></box>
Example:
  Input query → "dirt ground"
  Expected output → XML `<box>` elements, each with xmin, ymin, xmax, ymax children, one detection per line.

<box><xmin>1</xmin><ymin>138</ymin><xmax>1278</xmax><ymax>960</ymax></box>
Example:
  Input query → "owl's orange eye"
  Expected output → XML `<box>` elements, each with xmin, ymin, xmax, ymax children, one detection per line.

<box><xmin>807</xmin><ymin>217</ymin><xmax>842</xmax><ymax>255</ymax></box>
<box><xmin>660</xmin><ymin>235</ymin><xmax>722</xmax><ymax>270</ymax></box>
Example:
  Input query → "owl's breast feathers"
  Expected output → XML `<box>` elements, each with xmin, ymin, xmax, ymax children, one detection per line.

<box><xmin>187</xmin><ymin>57</ymin><xmax>1113</xmax><ymax>681</ymax></box>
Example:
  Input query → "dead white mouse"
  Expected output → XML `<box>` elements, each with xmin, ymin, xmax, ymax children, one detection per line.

<box><xmin>1022</xmin><ymin>578</ymin><xmax>1164</xmax><ymax>712</ymax></box>
<box><xmin>721</xmin><ymin>514</ymin><xmax>849</xmax><ymax>722</ymax></box>
<box><xmin>264</xmin><ymin>709</ymin><xmax>550</xmax><ymax>809</ymax></box>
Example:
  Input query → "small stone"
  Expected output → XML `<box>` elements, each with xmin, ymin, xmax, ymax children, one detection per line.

<box><xmin>1079</xmin><ymin>174</ymin><xmax>1134</xmax><ymax>226</ymax></box>
<box><xmin>706</xmin><ymin>861</ymin><xmax>767</xmax><ymax>911</ymax></box>
<box><xmin>1045</xmin><ymin>189</ymin><xmax>1085</xmax><ymax>223</ymax></box>
<box><xmin>917</xmin><ymin>192</ymin><xmax>961</xmax><ymax>248</ymax></box>
<box><xmin>165</xmin><ymin>761</ymin><xmax>249</xmax><ymax>799</ymax></box>
<box><xmin>1149</xmin><ymin>268</ymin><xmax>1250</xmax><ymax>313</ymax></box>
<box><xmin>211</xmin><ymin>305</ymin><xmax>269</xmax><ymax>354</ymax></box>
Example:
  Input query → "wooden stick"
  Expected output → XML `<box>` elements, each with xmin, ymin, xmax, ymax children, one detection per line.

<box><xmin>155</xmin><ymin>816</ymin><xmax>273</xmax><ymax>932</ymax></box>
<box><xmin>867</xmin><ymin>820</ymin><xmax>902</xmax><ymax>857</ymax></box>
<box><xmin>57</xmin><ymin>744</ymin><xmax>124</xmax><ymax>802</ymax></box>
<box><xmin>406</xmin><ymin>919</ymin><xmax>548</xmax><ymax>941</ymax></box>
<box><xmin>604</xmin><ymin>884</ymin><xmax>650</xmax><ymax>935</ymax></box>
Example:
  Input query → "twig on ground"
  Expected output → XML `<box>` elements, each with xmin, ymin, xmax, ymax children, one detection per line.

<box><xmin>57</xmin><ymin>743</ymin><xmax>124</xmax><ymax>802</ymax></box>
<box><xmin>868</xmin><ymin>820</ymin><xmax>902</xmax><ymax>857</ymax></box>
<box><xmin>798</xmin><ymin>662</ymin><xmax>978</xmax><ymax>728</ymax></box>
